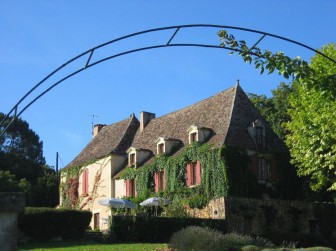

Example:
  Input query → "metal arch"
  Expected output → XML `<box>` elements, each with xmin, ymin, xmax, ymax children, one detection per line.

<box><xmin>1</xmin><ymin>24</ymin><xmax>335</xmax><ymax>136</ymax></box>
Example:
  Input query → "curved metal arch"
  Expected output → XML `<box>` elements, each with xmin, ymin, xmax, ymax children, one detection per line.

<box><xmin>1</xmin><ymin>24</ymin><xmax>335</xmax><ymax>136</ymax></box>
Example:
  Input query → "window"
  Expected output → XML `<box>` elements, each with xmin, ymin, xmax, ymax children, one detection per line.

<box><xmin>186</xmin><ymin>161</ymin><xmax>201</xmax><ymax>186</ymax></box>
<box><xmin>258</xmin><ymin>158</ymin><xmax>270</xmax><ymax>180</ymax></box>
<box><xmin>94</xmin><ymin>213</ymin><xmax>100</xmax><ymax>230</ymax></box>
<box><xmin>158</xmin><ymin>143</ymin><xmax>164</xmax><ymax>154</ymax></box>
<box><xmin>82</xmin><ymin>169</ymin><xmax>89</xmax><ymax>195</ymax></box>
<box><xmin>129</xmin><ymin>153</ymin><xmax>136</xmax><ymax>165</ymax></box>
<box><xmin>126</xmin><ymin>179</ymin><xmax>136</xmax><ymax>197</ymax></box>
<box><xmin>154</xmin><ymin>171</ymin><xmax>165</xmax><ymax>192</ymax></box>
<box><xmin>190</xmin><ymin>132</ymin><xmax>197</xmax><ymax>143</ymax></box>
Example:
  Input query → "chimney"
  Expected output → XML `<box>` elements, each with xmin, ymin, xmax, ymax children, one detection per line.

<box><xmin>140</xmin><ymin>111</ymin><xmax>155</xmax><ymax>132</ymax></box>
<box><xmin>92</xmin><ymin>124</ymin><xmax>105</xmax><ymax>138</ymax></box>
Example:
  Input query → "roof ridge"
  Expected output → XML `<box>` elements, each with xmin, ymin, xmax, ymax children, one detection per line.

<box><xmin>150</xmin><ymin>85</ymin><xmax>237</xmax><ymax>122</ymax></box>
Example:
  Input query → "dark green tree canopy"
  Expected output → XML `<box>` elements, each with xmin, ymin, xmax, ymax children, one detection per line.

<box><xmin>0</xmin><ymin>113</ymin><xmax>45</xmax><ymax>183</ymax></box>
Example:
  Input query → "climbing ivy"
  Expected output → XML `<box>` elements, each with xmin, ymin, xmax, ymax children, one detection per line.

<box><xmin>118</xmin><ymin>143</ymin><xmax>251</xmax><ymax>208</ymax></box>
<box><xmin>59</xmin><ymin>165</ymin><xmax>82</xmax><ymax>209</ymax></box>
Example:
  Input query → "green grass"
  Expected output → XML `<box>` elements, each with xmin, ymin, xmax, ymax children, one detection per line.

<box><xmin>18</xmin><ymin>240</ymin><xmax>167</xmax><ymax>251</ymax></box>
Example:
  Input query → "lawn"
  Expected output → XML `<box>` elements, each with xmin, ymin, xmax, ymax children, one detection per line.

<box><xmin>18</xmin><ymin>240</ymin><xmax>168</xmax><ymax>251</ymax></box>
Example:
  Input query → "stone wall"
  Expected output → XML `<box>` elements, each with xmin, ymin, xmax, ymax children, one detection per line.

<box><xmin>188</xmin><ymin>196</ymin><xmax>336</xmax><ymax>245</ymax></box>
<box><xmin>0</xmin><ymin>193</ymin><xmax>25</xmax><ymax>251</ymax></box>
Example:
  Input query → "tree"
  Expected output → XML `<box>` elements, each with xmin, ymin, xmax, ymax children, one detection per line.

<box><xmin>31</xmin><ymin>171</ymin><xmax>60</xmax><ymax>207</ymax></box>
<box><xmin>286</xmin><ymin>44</ymin><xmax>336</xmax><ymax>191</ymax></box>
<box><xmin>0</xmin><ymin>113</ymin><xmax>60</xmax><ymax>206</ymax></box>
<box><xmin>0</xmin><ymin>113</ymin><xmax>45</xmax><ymax>183</ymax></box>
<box><xmin>218</xmin><ymin>30</ymin><xmax>336</xmax><ymax>192</ymax></box>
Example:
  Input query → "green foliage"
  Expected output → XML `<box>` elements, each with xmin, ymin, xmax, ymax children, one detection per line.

<box><xmin>218</xmin><ymin>29</ymin><xmax>336</xmax><ymax>193</ymax></box>
<box><xmin>119</xmin><ymin>143</ymin><xmax>245</xmax><ymax>207</ymax></box>
<box><xmin>0</xmin><ymin>113</ymin><xmax>60</xmax><ymax>206</ymax></box>
<box><xmin>60</xmin><ymin>165</ymin><xmax>82</xmax><ymax>209</ymax></box>
<box><xmin>164</xmin><ymin>194</ymin><xmax>190</xmax><ymax>218</ymax></box>
<box><xmin>188</xmin><ymin>190</ymin><xmax>209</xmax><ymax>209</ymax></box>
<box><xmin>31</xmin><ymin>172</ymin><xmax>59</xmax><ymax>207</ymax></box>
<box><xmin>0</xmin><ymin>113</ymin><xmax>45</xmax><ymax>183</ymax></box>
<box><xmin>286</xmin><ymin>44</ymin><xmax>336</xmax><ymax>192</ymax></box>
<box><xmin>110</xmin><ymin>215</ymin><xmax>226</xmax><ymax>243</ymax></box>
<box><xmin>0</xmin><ymin>170</ymin><xmax>21</xmax><ymax>192</ymax></box>
<box><xmin>18</xmin><ymin>207</ymin><xmax>92</xmax><ymax>240</ymax></box>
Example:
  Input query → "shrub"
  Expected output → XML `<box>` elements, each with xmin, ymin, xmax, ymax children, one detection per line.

<box><xmin>241</xmin><ymin>245</ymin><xmax>261</xmax><ymax>251</ymax></box>
<box><xmin>18</xmin><ymin>207</ymin><xmax>92</xmax><ymax>240</ymax></box>
<box><xmin>216</xmin><ymin>233</ymin><xmax>274</xmax><ymax>251</ymax></box>
<box><xmin>169</xmin><ymin>227</ymin><xmax>274</xmax><ymax>251</ymax></box>
<box><xmin>169</xmin><ymin>226</ymin><xmax>225</xmax><ymax>251</ymax></box>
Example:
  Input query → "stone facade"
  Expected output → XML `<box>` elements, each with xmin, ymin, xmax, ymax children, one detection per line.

<box><xmin>188</xmin><ymin>196</ymin><xmax>336</xmax><ymax>244</ymax></box>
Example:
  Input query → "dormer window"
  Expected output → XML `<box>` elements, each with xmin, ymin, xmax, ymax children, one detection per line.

<box><xmin>158</xmin><ymin>143</ymin><xmax>164</xmax><ymax>154</ymax></box>
<box><xmin>127</xmin><ymin>147</ymin><xmax>151</xmax><ymax>168</ymax></box>
<box><xmin>190</xmin><ymin>132</ymin><xmax>197</xmax><ymax>143</ymax></box>
<box><xmin>155</xmin><ymin>137</ymin><xmax>180</xmax><ymax>155</ymax></box>
<box><xmin>187</xmin><ymin>125</ymin><xmax>212</xmax><ymax>144</ymax></box>
<box><xmin>248</xmin><ymin>120</ymin><xmax>265</xmax><ymax>149</ymax></box>
<box><xmin>129</xmin><ymin>153</ymin><xmax>136</xmax><ymax>165</ymax></box>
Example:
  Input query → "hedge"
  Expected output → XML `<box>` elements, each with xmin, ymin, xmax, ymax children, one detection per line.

<box><xmin>18</xmin><ymin>207</ymin><xmax>92</xmax><ymax>240</ymax></box>
<box><xmin>110</xmin><ymin>215</ymin><xmax>227</xmax><ymax>243</ymax></box>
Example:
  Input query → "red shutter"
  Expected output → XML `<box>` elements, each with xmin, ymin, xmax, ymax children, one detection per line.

<box><xmin>154</xmin><ymin>172</ymin><xmax>159</xmax><ymax>192</ymax></box>
<box><xmin>186</xmin><ymin>163</ymin><xmax>191</xmax><ymax>186</ymax></box>
<box><xmin>196</xmin><ymin>161</ymin><xmax>201</xmax><ymax>185</ymax></box>
<box><xmin>251</xmin><ymin>154</ymin><xmax>258</xmax><ymax>177</ymax></box>
<box><xmin>126</xmin><ymin>179</ymin><xmax>130</xmax><ymax>197</ymax></box>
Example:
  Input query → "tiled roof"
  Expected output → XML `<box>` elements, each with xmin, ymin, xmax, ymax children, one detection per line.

<box><xmin>131</xmin><ymin>85</ymin><xmax>237</xmax><ymax>153</ymax></box>
<box><xmin>65</xmin><ymin>84</ymin><xmax>287</xmax><ymax>171</ymax></box>
<box><xmin>64</xmin><ymin>114</ymin><xmax>139</xmax><ymax>169</ymax></box>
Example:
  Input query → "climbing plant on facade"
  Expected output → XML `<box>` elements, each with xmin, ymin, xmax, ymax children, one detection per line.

<box><xmin>119</xmin><ymin>142</ymin><xmax>254</xmax><ymax>208</ymax></box>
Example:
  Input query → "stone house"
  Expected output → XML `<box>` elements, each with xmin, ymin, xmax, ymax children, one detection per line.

<box><xmin>60</xmin><ymin>84</ymin><xmax>286</xmax><ymax>230</ymax></box>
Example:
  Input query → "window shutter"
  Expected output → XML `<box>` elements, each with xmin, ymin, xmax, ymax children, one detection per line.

<box><xmin>154</xmin><ymin>172</ymin><xmax>159</xmax><ymax>192</ymax></box>
<box><xmin>186</xmin><ymin>163</ymin><xmax>191</xmax><ymax>186</ymax></box>
<box><xmin>196</xmin><ymin>161</ymin><xmax>201</xmax><ymax>185</ymax></box>
<box><xmin>82</xmin><ymin>169</ymin><xmax>88</xmax><ymax>195</ymax></box>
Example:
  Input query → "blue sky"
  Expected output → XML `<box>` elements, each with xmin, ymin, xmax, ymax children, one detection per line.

<box><xmin>1</xmin><ymin>1</ymin><xmax>336</xmax><ymax>168</ymax></box>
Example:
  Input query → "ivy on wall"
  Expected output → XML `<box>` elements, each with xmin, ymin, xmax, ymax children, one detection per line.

<box><xmin>59</xmin><ymin>157</ymin><xmax>106</xmax><ymax>210</ymax></box>
<box><xmin>119</xmin><ymin>143</ymin><xmax>252</xmax><ymax>208</ymax></box>
<box><xmin>59</xmin><ymin>165</ymin><xmax>82</xmax><ymax>209</ymax></box>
